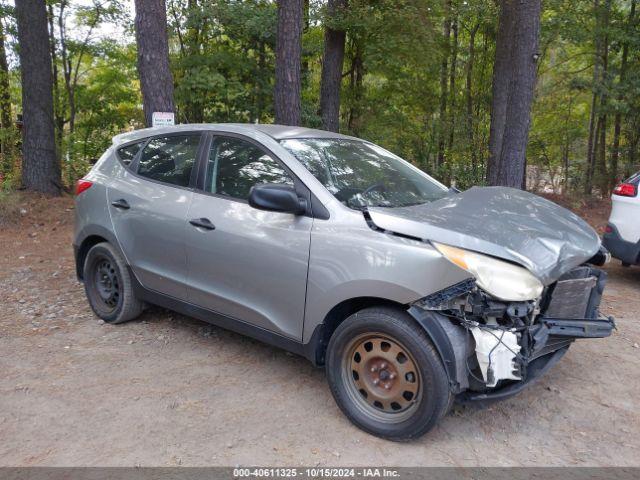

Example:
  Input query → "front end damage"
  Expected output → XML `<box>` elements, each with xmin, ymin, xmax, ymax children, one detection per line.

<box><xmin>408</xmin><ymin>265</ymin><xmax>615</xmax><ymax>404</ymax></box>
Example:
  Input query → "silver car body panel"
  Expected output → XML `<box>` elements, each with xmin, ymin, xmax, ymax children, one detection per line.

<box><xmin>185</xmin><ymin>192</ymin><xmax>313</xmax><ymax>339</ymax></box>
<box><xmin>105</xmin><ymin>158</ymin><xmax>194</xmax><ymax>301</ymax></box>
<box><xmin>368</xmin><ymin>187</ymin><xmax>601</xmax><ymax>285</ymax></box>
<box><xmin>301</xmin><ymin>206</ymin><xmax>472</xmax><ymax>342</ymax></box>
<box><xmin>74</xmin><ymin>149</ymin><xmax>117</xmax><ymax>249</ymax></box>
<box><xmin>75</xmin><ymin>124</ymin><xmax>602</xmax><ymax>348</ymax></box>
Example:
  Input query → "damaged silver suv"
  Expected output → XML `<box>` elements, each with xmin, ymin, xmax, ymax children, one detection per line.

<box><xmin>74</xmin><ymin>124</ymin><xmax>614</xmax><ymax>441</ymax></box>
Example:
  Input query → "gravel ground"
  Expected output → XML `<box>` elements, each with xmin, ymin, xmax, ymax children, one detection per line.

<box><xmin>0</xmin><ymin>195</ymin><xmax>639</xmax><ymax>467</ymax></box>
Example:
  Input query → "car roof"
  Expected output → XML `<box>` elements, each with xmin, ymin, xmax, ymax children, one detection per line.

<box><xmin>111</xmin><ymin>123</ymin><xmax>359</xmax><ymax>146</ymax></box>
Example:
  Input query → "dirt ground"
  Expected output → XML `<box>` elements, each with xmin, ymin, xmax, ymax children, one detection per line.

<box><xmin>1</xmin><ymin>193</ymin><xmax>639</xmax><ymax>467</ymax></box>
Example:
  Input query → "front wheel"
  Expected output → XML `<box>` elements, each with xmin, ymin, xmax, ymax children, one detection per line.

<box><xmin>326</xmin><ymin>306</ymin><xmax>451</xmax><ymax>441</ymax></box>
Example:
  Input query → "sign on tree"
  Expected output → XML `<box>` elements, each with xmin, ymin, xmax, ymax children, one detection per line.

<box><xmin>152</xmin><ymin>112</ymin><xmax>175</xmax><ymax>127</ymax></box>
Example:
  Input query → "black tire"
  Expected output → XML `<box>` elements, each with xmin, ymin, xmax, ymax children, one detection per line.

<box><xmin>83</xmin><ymin>242</ymin><xmax>144</xmax><ymax>324</ymax></box>
<box><xmin>326</xmin><ymin>306</ymin><xmax>451</xmax><ymax>441</ymax></box>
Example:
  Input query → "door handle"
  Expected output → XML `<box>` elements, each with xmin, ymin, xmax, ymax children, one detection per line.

<box><xmin>189</xmin><ymin>217</ymin><xmax>216</xmax><ymax>230</ymax></box>
<box><xmin>111</xmin><ymin>199</ymin><xmax>130</xmax><ymax>210</ymax></box>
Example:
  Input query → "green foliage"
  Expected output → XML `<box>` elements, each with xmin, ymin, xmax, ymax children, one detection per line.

<box><xmin>169</xmin><ymin>0</ymin><xmax>278</xmax><ymax>123</ymax></box>
<box><xmin>1</xmin><ymin>0</ymin><xmax>639</xmax><ymax>194</ymax></box>
<box><xmin>41</xmin><ymin>0</ymin><xmax>143</xmax><ymax>185</ymax></box>
<box><xmin>63</xmin><ymin>41</ymin><xmax>142</xmax><ymax>183</ymax></box>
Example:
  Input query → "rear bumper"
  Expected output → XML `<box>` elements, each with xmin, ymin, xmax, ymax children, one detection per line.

<box><xmin>603</xmin><ymin>223</ymin><xmax>640</xmax><ymax>264</ymax></box>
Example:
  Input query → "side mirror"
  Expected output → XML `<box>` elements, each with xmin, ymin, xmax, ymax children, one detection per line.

<box><xmin>249</xmin><ymin>184</ymin><xmax>307</xmax><ymax>215</ymax></box>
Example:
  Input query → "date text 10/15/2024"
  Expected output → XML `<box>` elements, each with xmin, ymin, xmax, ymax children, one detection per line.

<box><xmin>232</xmin><ymin>468</ymin><xmax>400</xmax><ymax>478</ymax></box>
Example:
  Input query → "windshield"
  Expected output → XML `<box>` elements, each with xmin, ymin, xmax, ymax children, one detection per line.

<box><xmin>280</xmin><ymin>138</ymin><xmax>448</xmax><ymax>209</ymax></box>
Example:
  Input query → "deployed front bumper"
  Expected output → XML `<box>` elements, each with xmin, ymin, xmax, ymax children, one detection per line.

<box><xmin>457</xmin><ymin>346</ymin><xmax>569</xmax><ymax>403</ymax></box>
<box><xmin>457</xmin><ymin>313</ymin><xmax>615</xmax><ymax>404</ymax></box>
<box><xmin>410</xmin><ymin>265</ymin><xmax>615</xmax><ymax>404</ymax></box>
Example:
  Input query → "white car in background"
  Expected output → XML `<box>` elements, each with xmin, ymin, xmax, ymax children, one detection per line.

<box><xmin>603</xmin><ymin>172</ymin><xmax>640</xmax><ymax>266</ymax></box>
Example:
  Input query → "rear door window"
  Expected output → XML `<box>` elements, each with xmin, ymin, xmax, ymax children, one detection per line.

<box><xmin>137</xmin><ymin>134</ymin><xmax>201</xmax><ymax>188</ymax></box>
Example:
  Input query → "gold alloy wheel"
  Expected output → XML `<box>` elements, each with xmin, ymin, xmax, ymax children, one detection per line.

<box><xmin>342</xmin><ymin>333</ymin><xmax>422</xmax><ymax>422</ymax></box>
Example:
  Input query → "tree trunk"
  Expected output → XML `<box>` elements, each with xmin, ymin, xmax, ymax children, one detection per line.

<box><xmin>319</xmin><ymin>0</ymin><xmax>347</xmax><ymax>132</ymax></box>
<box><xmin>347</xmin><ymin>40</ymin><xmax>364</xmax><ymax>136</ymax></box>
<box><xmin>15</xmin><ymin>0</ymin><xmax>60</xmax><ymax>195</ymax></box>
<box><xmin>465</xmin><ymin>23</ymin><xmax>479</xmax><ymax>172</ymax></box>
<box><xmin>562</xmin><ymin>140</ymin><xmax>570</xmax><ymax>194</ymax></box>
<box><xmin>274</xmin><ymin>0</ymin><xmax>303</xmax><ymax>126</ymax></box>
<box><xmin>447</xmin><ymin>15</ymin><xmax>458</xmax><ymax>153</ymax></box>
<box><xmin>487</xmin><ymin>0</ymin><xmax>541</xmax><ymax>189</ymax></box>
<box><xmin>628</xmin><ymin>133</ymin><xmax>638</xmax><ymax>173</ymax></box>
<box><xmin>0</xmin><ymin>18</ymin><xmax>13</xmax><ymax>170</ymax></box>
<box><xmin>134</xmin><ymin>0</ymin><xmax>175</xmax><ymax>127</ymax></box>
<box><xmin>486</xmin><ymin>0</ymin><xmax>516</xmax><ymax>185</ymax></box>
<box><xmin>584</xmin><ymin>91</ymin><xmax>598</xmax><ymax>194</ymax></box>
<box><xmin>610</xmin><ymin>0</ymin><xmax>635</xmax><ymax>188</ymax></box>
<box><xmin>594</xmin><ymin>0</ymin><xmax>610</xmax><ymax>195</ymax></box>
<box><xmin>183</xmin><ymin>0</ymin><xmax>204</xmax><ymax>123</ymax></box>
<box><xmin>56</xmin><ymin>1</ymin><xmax>76</xmax><ymax>135</ymax></box>
<box><xmin>47</xmin><ymin>4</ymin><xmax>64</xmax><ymax>157</ymax></box>
<box><xmin>596</xmin><ymin>113</ymin><xmax>608</xmax><ymax>194</ymax></box>
<box><xmin>477</xmin><ymin>27</ymin><xmax>490</xmax><ymax>161</ymax></box>
<box><xmin>301</xmin><ymin>0</ymin><xmax>310</xmax><ymax>87</ymax></box>
<box><xmin>592</xmin><ymin>114</ymin><xmax>602</xmax><ymax>193</ymax></box>
<box><xmin>436</xmin><ymin>0</ymin><xmax>452</xmax><ymax>168</ymax></box>
<box><xmin>584</xmin><ymin>0</ymin><xmax>603</xmax><ymax>195</ymax></box>
<box><xmin>254</xmin><ymin>41</ymin><xmax>267</xmax><ymax>122</ymax></box>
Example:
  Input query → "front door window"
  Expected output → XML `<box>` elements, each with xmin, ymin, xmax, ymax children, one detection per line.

<box><xmin>205</xmin><ymin>136</ymin><xmax>293</xmax><ymax>200</ymax></box>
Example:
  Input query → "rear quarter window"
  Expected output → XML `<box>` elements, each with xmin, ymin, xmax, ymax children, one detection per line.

<box><xmin>136</xmin><ymin>134</ymin><xmax>201</xmax><ymax>188</ymax></box>
<box><xmin>116</xmin><ymin>141</ymin><xmax>145</xmax><ymax>168</ymax></box>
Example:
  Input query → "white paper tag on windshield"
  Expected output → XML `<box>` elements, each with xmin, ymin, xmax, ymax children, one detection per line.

<box><xmin>152</xmin><ymin>112</ymin><xmax>175</xmax><ymax>127</ymax></box>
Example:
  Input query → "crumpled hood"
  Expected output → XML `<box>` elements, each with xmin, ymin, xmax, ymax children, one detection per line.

<box><xmin>368</xmin><ymin>187</ymin><xmax>601</xmax><ymax>285</ymax></box>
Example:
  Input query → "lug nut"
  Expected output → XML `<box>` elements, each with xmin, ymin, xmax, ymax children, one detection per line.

<box><xmin>373</xmin><ymin>379</ymin><xmax>379</xmax><ymax>385</ymax></box>
<box><xmin>371</xmin><ymin>366</ymin><xmax>377</xmax><ymax>372</ymax></box>
<box><xmin>389</xmin><ymin>373</ymin><xmax>396</xmax><ymax>379</ymax></box>
<box><xmin>384</xmin><ymin>384</ymin><xmax>391</xmax><ymax>390</ymax></box>
<box><xmin>381</xmin><ymin>363</ymin><xmax>387</xmax><ymax>369</ymax></box>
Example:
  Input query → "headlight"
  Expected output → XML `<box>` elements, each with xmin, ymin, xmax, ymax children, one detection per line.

<box><xmin>433</xmin><ymin>242</ymin><xmax>543</xmax><ymax>301</ymax></box>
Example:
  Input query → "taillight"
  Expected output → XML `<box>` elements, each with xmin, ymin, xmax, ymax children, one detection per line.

<box><xmin>75</xmin><ymin>179</ymin><xmax>93</xmax><ymax>195</ymax></box>
<box><xmin>613</xmin><ymin>182</ymin><xmax>637</xmax><ymax>197</ymax></box>
<box><xmin>605</xmin><ymin>225</ymin><xmax>613</xmax><ymax>234</ymax></box>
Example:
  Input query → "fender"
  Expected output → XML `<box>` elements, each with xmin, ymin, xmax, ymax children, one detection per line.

<box><xmin>407</xmin><ymin>306</ymin><xmax>470</xmax><ymax>393</ymax></box>
<box><xmin>73</xmin><ymin>224</ymin><xmax>126</xmax><ymax>280</ymax></box>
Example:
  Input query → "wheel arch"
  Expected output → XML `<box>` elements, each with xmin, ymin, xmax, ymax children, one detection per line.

<box><xmin>74</xmin><ymin>225</ymin><xmax>125</xmax><ymax>280</ymax></box>
<box><xmin>307</xmin><ymin>297</ymin><xmax>404</xmax><ymax>366</ymax></box>
<box><xmin>308</xmin><ymin>297</ymin><xmax>468</xmax><ymax>393</ymax></box>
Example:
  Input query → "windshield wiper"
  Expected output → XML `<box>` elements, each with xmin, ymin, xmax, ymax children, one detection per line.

<box><xmin>364</xmin><ymin>201</ymin><xmax>423</xmax><ymax>209</ymax></box>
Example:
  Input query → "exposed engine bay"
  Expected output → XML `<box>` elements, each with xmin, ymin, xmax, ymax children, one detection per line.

<box><xmin>469</xmin><ymin>326</ymin><xmax>520</xmax><ymax>387</ymax></box>
<box><xmin>411</xmin><ymin>264</ymin><xmax>615</xmax><ymax>400</ymax></box>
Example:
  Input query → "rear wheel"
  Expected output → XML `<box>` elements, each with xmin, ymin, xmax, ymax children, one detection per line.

<box><xmin>326</xmin><ymin>306</ymin><xmax>451</xmax><ymax>441</ymax></box>
<box><xmin>83</xmin><ymin>242</ymin><xmax>143</xmax><ymax>324</ymax></box>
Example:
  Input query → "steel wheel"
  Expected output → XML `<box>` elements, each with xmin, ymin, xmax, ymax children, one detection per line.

<box><xmin>89</xmin><ymin>255</ymin><xmax>121</xmax><ymax>313</ymax></box>
<box><xmin>342</xmin><ymin>332</ymin><xmax>422</xmax><ymax>423</ymax></box>
<box><xmin>83</xmin><ymin>242</ymin><xmax>144</xmax><ymax>324</ymax></box>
